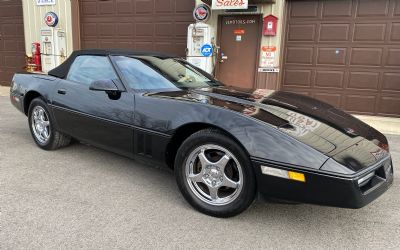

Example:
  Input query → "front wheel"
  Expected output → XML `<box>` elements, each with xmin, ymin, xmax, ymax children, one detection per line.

<box><xmin>175</xmin><ymin>129</ymin><xmax>256</xmax><ymax>218</ymax></box>
<box><xmin>28</xmin><ymin>98</ymin><xmax>71</xmax><ymax>150</ymax></box>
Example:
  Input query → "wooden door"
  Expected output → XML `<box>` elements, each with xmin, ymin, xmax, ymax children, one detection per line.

<box><xmin>217</xmin><ymin>15</ymin><xmax>261</xmax><ymax>89</ymax></box>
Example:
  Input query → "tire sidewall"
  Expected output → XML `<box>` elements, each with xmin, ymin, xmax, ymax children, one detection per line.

<box><xmin>175</xmin><ymin>130</ymin><xmax>256</xmax><ymax>217</ymax></box>
<box><xmin>28</xmin><ymin>98</ymin><xmax>56</xmax><ymax>150</ymax></box>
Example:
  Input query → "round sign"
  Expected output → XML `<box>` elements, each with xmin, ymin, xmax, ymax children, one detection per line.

<box><xmin>201</xmin><ymin>44</ymin><xmax>213</xmax><ymax>57</ymax></box>
<box><xmin>193</xmin><ymin>4</ymin><xmax>211</xmax><ymax>22</ymax></box>
<box><xmin>44</xmin><ymin>12</ymin><xmax>59</xmax><ymax>27</ymax></box>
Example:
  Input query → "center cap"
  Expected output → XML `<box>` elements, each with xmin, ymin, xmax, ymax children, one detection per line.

<box><xmin>210</xmin><ymin>169</ymin><xmax>219</xmax><ymax>178</ymax></box>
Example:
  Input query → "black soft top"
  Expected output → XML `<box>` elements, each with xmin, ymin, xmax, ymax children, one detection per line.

<box><xmin>48</xmin><ymin>49</ymin><xmax>176</xmax><ymax>79</ymax></box>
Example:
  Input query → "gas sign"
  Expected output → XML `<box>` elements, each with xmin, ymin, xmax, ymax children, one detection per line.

<box><xmin>44</xmin><ymin>12</ymin><xmax>59</xmax><ymax>27</ymax></box>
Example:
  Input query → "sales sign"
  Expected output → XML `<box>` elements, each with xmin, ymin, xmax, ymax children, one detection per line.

<box><xmin>36</xmin><ymin>0</ymin><xmax>56</xmax><ymax>6</ymax></box>
<box><xmin>212</xmin><ymin>0</ymin><xmax>248</xmax><ymax>10</ymax></box>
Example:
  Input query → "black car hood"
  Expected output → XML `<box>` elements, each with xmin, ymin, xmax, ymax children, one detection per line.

<box><xmin>147</xmin><ymin>86</ymin><xmax>389</xmax><ymax>171</ymax></box>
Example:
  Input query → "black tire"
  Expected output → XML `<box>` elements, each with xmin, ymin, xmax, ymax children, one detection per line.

<box><xmin>174</xmin><ymin>129</ymin><xmax>256</xmax><ymax>218</ymax></box>
<box><xmin>28</xmin><ymin>97</ymin><xmax>71</xmax><ymax>150</ymax></box>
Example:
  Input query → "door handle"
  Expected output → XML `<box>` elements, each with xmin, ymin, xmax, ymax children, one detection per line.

<box><xmin>57</xmin><ymin>89</ymin><xmax>67</xmax><ymax>95</ymax></box>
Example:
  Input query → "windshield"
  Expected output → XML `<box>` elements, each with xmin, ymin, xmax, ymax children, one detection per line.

<box><xmin>113</xmin><ymin>56</ymin><xmax>222</xmax><ymax>91</ymax></box>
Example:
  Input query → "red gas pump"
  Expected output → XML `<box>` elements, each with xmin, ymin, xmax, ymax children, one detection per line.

<box><xmin>31</xmin><ymin>42</ymin><xmax>42</xmax><ymax>72</ymax></box>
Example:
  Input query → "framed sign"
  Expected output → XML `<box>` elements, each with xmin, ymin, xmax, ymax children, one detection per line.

<box><xmin>212</xmin><ymin>0</ymin><xmax>248</xmax><ymax>10</ymax></box>
<box><xmin>36</xmin><ymin>0</ymin><xmax>56</xmax><ymax>6</ymax></box>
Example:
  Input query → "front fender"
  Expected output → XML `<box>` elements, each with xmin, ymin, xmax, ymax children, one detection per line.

<box><xmin>135</xmin><ymin>93</ymin><xmax>328</xmax><ymax>170</ymax></box>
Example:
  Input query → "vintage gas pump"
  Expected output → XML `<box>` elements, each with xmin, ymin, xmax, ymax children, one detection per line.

<box><xmin>40</xmin><ymin>27</ymin><xmax>66</xmax><ymax>72</ymax></box>
<box><xmin>31</xmin><ymin>42</ymin><xmax>42</xmax><ymax>72</ymax></box>
<box><xmin>187</xmin><ymin>23</ymin><xmax>215</xmax><ymax>74</ymax></box>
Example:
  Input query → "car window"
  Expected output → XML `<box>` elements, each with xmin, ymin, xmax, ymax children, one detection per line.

<box><xmin>67</xmin><ymin>55</ymin><xmax>118</xmax><ymax>85</ymax></box>
<box><xmin>113</xmin><ymin>56</ymin><xmax>222</xmax><ymax>90</ymax></box>
<box><xmin>113</xmin><ymin>56</ymin><xmax>178</xmax><ymax>90</ymax></box>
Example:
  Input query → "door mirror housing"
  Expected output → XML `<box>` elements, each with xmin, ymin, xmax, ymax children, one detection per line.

<box><xmin>89</xmin><ymin>79</ymin><xmax>120</xmax><ymax>92</ymax></box>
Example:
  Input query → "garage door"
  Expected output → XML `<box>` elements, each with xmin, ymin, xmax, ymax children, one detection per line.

<box><xmin>79</xmin><ymin>0</ymin><xmax>195</xmax><ymax>57</ymax></box>
<box><xmin>0</xmin><ymin>0</ymin><xmax>25</xmax><ymax>86</ymax></box>
<box><xmin>282</xmin><ymin>0</ymin><xmax>400</xmax><ymax>117</ymax></box>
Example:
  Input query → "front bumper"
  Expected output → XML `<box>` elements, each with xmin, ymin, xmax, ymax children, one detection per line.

<box><xmin>252</xmin><ymin>157</ymin><xmax>393</xmax><ymax>208</ymax></box>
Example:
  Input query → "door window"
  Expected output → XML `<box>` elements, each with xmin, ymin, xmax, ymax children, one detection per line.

<box><xmin>67</xmin><ymin>56</ymin><xmax>118</xmax><ymax>85</ymax></box>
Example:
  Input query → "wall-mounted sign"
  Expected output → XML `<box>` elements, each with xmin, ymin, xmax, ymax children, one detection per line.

<box><xmin>193</xmin><ymin>4</ymin><xmax>211</xmax><ymax>22</ymax></box>
<box><xmin>258</xmin><ymin>68</ymin><xmax>279</xmax><ymax>73</ymax></box>
<box><xmin>36</xmin><ymin>0</ymin><xmax>56</xmax><ymax>6</ymax></box>
<box><xmin>201</xmin><ymin>44</ymin><xmax>213</xmax><ymax>57</ymax></box>
<box><xmin>233</xmin><ymin>29</ymin><xmax>245</xmax><ymax>35</ymax></box>
<box><xmin>260</xmin><ymin>46</ymin><xmax>276</xmax><ymax>68</ymax></box>
<box><xmin>212</xmin><ymin>0</ymin><xmax>248</xmax><ymax>10</ymax></box>
<box><xmin>44</xmin><ymin>12</ymin><xmax>59</xmax><ymax>27</ymax></box>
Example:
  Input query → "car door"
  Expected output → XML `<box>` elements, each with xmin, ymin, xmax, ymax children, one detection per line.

<box><xmin>51</xmin><ymin>55</ymin><xmax>134</xmax><ymax>157</ymax></box>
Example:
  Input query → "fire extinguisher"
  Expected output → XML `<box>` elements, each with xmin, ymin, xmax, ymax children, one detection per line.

<box><xmin>31</xmin><ymin>42</ymin><xmax>42</xmax><ymax>72</ymax></box>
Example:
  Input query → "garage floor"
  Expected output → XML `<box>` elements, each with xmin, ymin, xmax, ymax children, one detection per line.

<box><xmin>0</xmin><ymin>96</ymin><xmax>399</xmax><ymax>249</ymax></box>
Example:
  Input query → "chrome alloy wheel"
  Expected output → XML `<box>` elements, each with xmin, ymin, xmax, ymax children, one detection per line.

<box><xmin>31</xmin><ymin>106</ymin><xmax>51</xmax><ymax>144</ymax></box>
<box><xmin>185</xmin><ymin>144</ymin><xmax>243</xmax><ymax>206</ymax></box>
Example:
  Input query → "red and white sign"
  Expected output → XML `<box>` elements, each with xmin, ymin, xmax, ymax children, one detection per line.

<box><xmin>212</xmin><ymin>0</ymin><xmax>248</xmax><ymax>10</ymax></box>
<box><xmin>233</xmin><ymin>29</ymin><xmax>245</xmax><ymax>35</ymax></box>
<box><xmin>44</xmin><ymin>12</ymin><xmax>59</xmax><ymax>27</ymax></box>
<box><xmin>260</xmin><ymin>46</ymin><xmax>276</xmax><ymax>68</ymax></box>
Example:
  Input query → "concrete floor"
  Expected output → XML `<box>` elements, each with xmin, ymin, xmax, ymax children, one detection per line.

<box><xmin>0</xmin><ymin>96</ymin><xmax>399</xmax><ymax>249</ymax></box>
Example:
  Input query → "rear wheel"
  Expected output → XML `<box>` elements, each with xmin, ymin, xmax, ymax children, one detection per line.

<box><xmin>28</xmin><ymin>98</ymin><xmax>71</xmax><ymax>150</ymax></box>
<box><xmin>175</xmin><ymin>129</ymin><xmax>256</xmax><ymax>218</ymax></box>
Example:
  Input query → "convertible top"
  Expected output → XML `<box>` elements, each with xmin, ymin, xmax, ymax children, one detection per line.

<box><xmin>48</xmin><ymin>49</ymin><xmax>176</xmax><ymax>79</ymax></box>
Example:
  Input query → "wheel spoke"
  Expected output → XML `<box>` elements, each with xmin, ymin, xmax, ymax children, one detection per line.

<box><xmin>42</xmin><ymin>121</ymin><xmax>50</xmax><ymax>127</ymax></box>
<box><xmin>198</xmin><ymin>149</ymin><xmax>212</xmax><ymax>168</ymax></box>
<box><xmin>38</xmin><ymin>109</ymin><xmax>44</xmax><ymax>121</ymax></box>
<box><xmin>208</xmin><ymin>186</ymin><xmax>219</xmax><ymax>200</ymax></box>
<box><xmin>215</xmin><ymin>154</ymin><xmax>230</xmax><ymax>172</ymax></box>
<box><xmin>222</xmin><ymin>175</ymin><xmax>239</xmax><ymax>189</ymax></box>
<box><xmin>188</xmin><ymin>173</ymin><xmax>204</xmax><ymax>184</ymax></box>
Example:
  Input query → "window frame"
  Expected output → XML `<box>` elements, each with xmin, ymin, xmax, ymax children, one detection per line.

<box><xmin>65</xmin><ymin>55</ymin><xmax>127</xmax><ymax>92</ymax></box>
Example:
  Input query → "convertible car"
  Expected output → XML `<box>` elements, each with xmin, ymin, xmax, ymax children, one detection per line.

<box><xmin>10</xmin><ymin>49</ymin><xmax>393</xmax><ymax>217</ymax></box>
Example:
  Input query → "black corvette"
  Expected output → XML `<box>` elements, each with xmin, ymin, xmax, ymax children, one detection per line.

<box><xmin>10</xmin><ymin>49</ymin><xmax>393</xmax><ymax>217</ymax></box>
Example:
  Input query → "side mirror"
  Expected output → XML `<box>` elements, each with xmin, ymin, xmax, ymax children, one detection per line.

<box><xmin>89</xmin><ymin>79</ymin><xmax>120</xmax><ymax>92</ymax></box>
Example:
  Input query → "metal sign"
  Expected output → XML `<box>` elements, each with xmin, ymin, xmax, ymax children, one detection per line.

<box><xmin>212</xmin><ymin>0</ymin><xmax>248</xmax><ymax>10</ymax></box>
<box><xmin>201</xmin><ymin>44</ymin><xmax>213</xmax><ymax>57</ymax></box>
<box><xmin>260</xmin><ymin>46</ymin><xmax>276</xmax><ymax>68</ymax></box>
<box><xmin>44</xmin><ymin>12</ymin><xmax>59</xmax><ymax>27</ymax></box>
<box><xmin>36</xmin><ymin>0</ymin><xmax>56</xmax><ymax>6</ymax></box>
<box><xmin>193</xmin><ymin>4</ymin><xmax>211</xmax><ymax>22</ymax></box>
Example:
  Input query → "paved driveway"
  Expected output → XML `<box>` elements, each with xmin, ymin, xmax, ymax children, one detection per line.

<box><xmin>0</xmin><ymin>96</ymin><xmax>399</xmax><ymax>249</ymax></box>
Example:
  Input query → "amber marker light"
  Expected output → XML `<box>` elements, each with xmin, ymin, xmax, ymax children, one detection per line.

<box><xmin>288</xmin><ymin>171</ymin><xmax>306</xmax><ymax>182</ymax></box>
